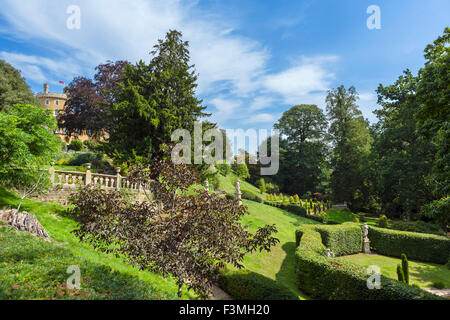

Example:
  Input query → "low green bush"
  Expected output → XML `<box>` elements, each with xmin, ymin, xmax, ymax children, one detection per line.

<box><xmin>241</xmin><ymin>189</ymin><xmax>262</xmax><ymax>203</ymax></box>
<box><xmin>368</xmin><ymin>226</ymin><xmax>450</xmax><ymax>264</ymax></box>
<box><xmin>314</xmin><ymin>223</ymin><xmax>362</xmax><ymax>256</ymax></box>
<box><xmin>294</xmin><ymin>224</ymin><xmax>442</xmax><ymax>300</ymax></box>
<box><xmin>68</xmin><ymin>152</ymin><xmax>97</xmax><ymax>166</ymax></box>
<box><xmin>378</xmin><ymin>214</ymin><xmax>389</xmax><ymax>228</ymax></box>
<box><xmin>279</xmin><ymin>204</ymin><xmax>307</xmax><ymax>217</ymax></box>
<box><xmin>219</xmin><ymin>270</ymin><xmax>298</xmax><ymax>300</ymax></box>
<box><xmin>216</xmin><ymin>161</ymin><xmax>231</xmax><ymax>176</ymax></box>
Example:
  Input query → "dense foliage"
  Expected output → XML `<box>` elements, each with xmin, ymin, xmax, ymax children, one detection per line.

<box><xmin>219</xmin><ymin>270</ymin><xmax>298</xmax><ymax>300</ymax></box>
<box><xmin>70</xmin><ymin>150</ymin><xmax>279</xmax><ymax>298</ymax></box>
<box><xmin>294</xmin><ymin>224</ymin><xmax>441</xmax><ymax>300</ymax></box>
<box><xmin>0</xmin><ymin>104</ymin><xmax>60</xmax><ymax>189</ymax></box>
<box><xmin>314</xmin><ymin>223</ymin><xmax>363</xmax><ymax>256</ymax></box>
<box><xmin>368</xmin><ymin>226</ymin><xmax>450</xmax><ymax>264</ymax></box>
<box><xmin>0</xmin><ymin>60</ymin><xmax>38</xmax><ymax>112</ymax></box>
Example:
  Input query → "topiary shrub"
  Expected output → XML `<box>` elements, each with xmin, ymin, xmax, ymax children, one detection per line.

<box><xmin>401</xmin><ymin>253</ymin><xmax>409</xmax><ymax>284</ymax></box>
<box><xmin>219</xmin><ymin>270</ymin><xmax>298</xmax><ymax>300</ymax></box>
<box><xmin>314</xmin><ymin>223</ymin><xmax>363</xmax><ymax>256</ymax></box>
<box><xmin>241</xmin><ymin>189</ymin><xmax>262</xmax><ymax>203</ymax></box>
<box><xmin>279</xmin><ymin>204</ymin><xmax>307</xmax><ymax>217</ymax></box>
<box><xmin>368</xmin><ymin>226</ymin><xmax>450</xmax><ymax>264</ymax></box>
<box><xmin>294</xmin><ymin>224</ymin><xmax>442</xmax><ymax>300</ymax></box>
<box><xmin>397</xmin><ymin>264</ymin><xmax>405</xmax><ymax>283</ymax></box>
<box><xmin>378</xmin><ymin>214</ymin><xmax>389</xmax><ymax>228</ymax></box>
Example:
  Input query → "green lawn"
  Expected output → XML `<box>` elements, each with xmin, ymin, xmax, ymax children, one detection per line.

<box><xmin>217</xmin><ymin>172</ymin><xmax>260</xmax><ymax>194</ymax></box>
<box><xmin>0</xmin><ymin>187</ymin><xmax>196</xmax><ymax>300</ymax></box>
<box><xmin>336</xmin><ymin>253</ymin><xmax>450</xmax><ymax>289</ymax></box>
<box><xmin>222</xmin><ymin>199</ymin><xmax>321</xmax><ymax>300</ymax></box>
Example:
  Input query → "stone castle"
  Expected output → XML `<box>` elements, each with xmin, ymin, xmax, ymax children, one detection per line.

<box><xmin>36</xmin><ymin>83</ymin><xmax>91</xmax><ymax>144</ymax></box>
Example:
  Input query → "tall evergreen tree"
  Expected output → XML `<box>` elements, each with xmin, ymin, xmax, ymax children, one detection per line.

<box><xmin>326</xmin><ymin>86</ymin><xmax>372</xmax><ymax>209</ymax></box>
<box><xmin>107</xmin><ymin>30</ymin><xmax>210</xmax><ymax>162</ymax></box>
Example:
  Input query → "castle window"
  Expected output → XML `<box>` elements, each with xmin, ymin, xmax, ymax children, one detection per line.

<box><xmin>55</xmin><ymin>100</ymin><xmax>59</xmax><ymax>106</ymax></box>
<box><xmin>45</xmin><ymin>100</ymin><xmax>49</xmax><ymax>105</ymax></box>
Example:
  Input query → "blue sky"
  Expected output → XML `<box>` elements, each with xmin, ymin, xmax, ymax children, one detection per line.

<box><xmin>0</xmin><ymin>0</ymin><xmax>448</xmax><ymax>133</ymax></box>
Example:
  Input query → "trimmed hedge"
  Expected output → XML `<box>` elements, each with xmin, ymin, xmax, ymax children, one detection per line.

<box><xmin>295</xmin><ymin>224</ymin><xmax>442</xmax><ymax>300</ymax></box>
<box><xmin>314</xmin><ymin>223</ymin><xmax>362</xmax><ymax>256</ymax></box>
<box><xmin>219</xmin><ymin>270</ymin><xmax>298</xmax><ymax>300</ymax></box>
<box><xmin>389</xmin><ymin>220</ymin><xmax>446</xmax><ymax>237</ymax></box>
<box><xmin>368</xmin><ymin>226</ymin><xmax>450</xmax><ymax>264</ymax></box>
<box><xmin>241</xmin><ymin>189</ymin><xmax>262</xmax><ymax>203</ymax></box>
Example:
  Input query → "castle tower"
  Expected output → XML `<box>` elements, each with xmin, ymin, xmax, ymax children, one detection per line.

<box><xmin>36</xmin><ymin>83</ymin><xmax>67</xmax><ymax>118</ymax></box>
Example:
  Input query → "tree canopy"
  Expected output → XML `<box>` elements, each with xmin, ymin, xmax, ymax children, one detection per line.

<box><xmin>0</xmin><ymin>60</ymin><xmax>38</xmax><ymax>112</ymax></box>
<box><xmin>0</xmin><ymin>104</ymin><xmax>61</xmax><ymax>188</ymax></box>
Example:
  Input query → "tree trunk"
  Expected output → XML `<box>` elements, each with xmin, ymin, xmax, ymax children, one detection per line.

<box><xmin>0</xmin><ymin>209</ymin><xmax>50</xmax><ymax>241</ymax></box>
<box><xmin>177</xmin><ymin>282</ymin><xmax>183</xmax><ymax>298</ymax></box>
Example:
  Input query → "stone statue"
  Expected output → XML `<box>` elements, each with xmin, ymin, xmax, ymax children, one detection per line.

<box><xmin>361</xmin><ymin>223</ymin><xmax>371</xmax><ymax>254</ymax></box>
<box><xmin>235</xmin><ymin>178</ymin><xmax>242</xmax><ymax>206</ymax></box>
<box><xmin>325</xmin><ymin>248</ymin><xmax>335</xmax><ymax>258</ymax></box>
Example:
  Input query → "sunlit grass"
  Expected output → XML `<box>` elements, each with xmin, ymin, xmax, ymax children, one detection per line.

<box><xmin>336</xmin><ymin>253</ymin><xmax>450</xmax><ymax>288</ymax></box>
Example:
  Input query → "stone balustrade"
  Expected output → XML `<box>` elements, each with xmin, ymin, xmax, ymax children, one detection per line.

<box><xmin>48</xmin><ymin>166</ymin><xmax>150</xmax><ymax>192</ymax></box>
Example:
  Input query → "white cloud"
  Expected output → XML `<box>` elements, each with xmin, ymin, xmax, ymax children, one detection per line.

<box><xmin>263</xmin><ymin>55</ymin><xmax>338</xmax><ymax>105</ymax></box>
<box><xmin>0</xmin><ymin>51</ymin><xmax>81</xmax><ymax>89</ymax></box>
<box><xmin>0</xmin><ymin>0</ymin><xmax>342</xmax><ymax>129</ymax></box>
<box><xmin>358</xmin><ymin>92</ymin><xmax>379</xmax><ymax>123</ymax></box>
<box><xmin>244</xmin><ymin>113</ymin><xmax>278</xmax><ymax>124</ymax></box>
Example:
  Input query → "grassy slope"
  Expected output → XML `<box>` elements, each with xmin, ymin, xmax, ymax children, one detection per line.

<box><xmin>229</xmin><ymin>200</ymin><xmax>320</xmax><ymax>300</ymax></box>
<box><xmin>0</xmin><ymin>187</ymin><xmax>196</xmax><ymax>300</ymax></box>
<box><xmin>216</xmin><ymin>173</ymin><xmax>320</xmax><ymax>299</ymax></box>
<box><xmin>1</xmin><ymin>171</ymin><xmax>319</xmax><ymax>300</ymax></box>
<box><xmin>336</xmin><ymin>253</ymin><xmax>450</xmax><ymax>289</ymax></box>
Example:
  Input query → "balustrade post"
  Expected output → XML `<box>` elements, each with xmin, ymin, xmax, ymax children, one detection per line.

<box><xmin>85</xmin><ymin>164</ymin><xmax>92</xmax><ymax>186</ymax></box>
<box><xmin>115</xmin><ymin>167</ymin><xmax>121</xmax><ymax>190</ymax></box>
<box><xmin>48</xmin><ymin>163</ymin><xmax>55</xmax><ymax>187</ymax></box>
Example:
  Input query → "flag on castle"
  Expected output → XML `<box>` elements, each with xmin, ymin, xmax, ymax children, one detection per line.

<box><xmin>59</xmin><ymin>80</ymin><xmax>65</xmax><ymax>84</ymax></box>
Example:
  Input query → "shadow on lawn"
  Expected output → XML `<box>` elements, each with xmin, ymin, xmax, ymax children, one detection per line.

<box><xmin>275</xmin><ymin>241</ymin><xmax>299</xmax><ymax>289</ymax></box>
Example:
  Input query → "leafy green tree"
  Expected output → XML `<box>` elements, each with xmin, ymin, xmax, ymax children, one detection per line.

<box><xmin>0</xmin><ymin>60</ymin><xmax>38</xmax><ymax>112</ymax></box>
<box><xmin>273</xmin><ymin>104</ymin><xmax>329</xmax><ymax>196</ymax></box>
<box><xmin>235</xmin><ymin>163</ymin><xmax>250</xmax><ymax>180</ymax></box>
<box><xmin>107</xmin><ymin>30</ymin><xmax>209</xmax><ymax>162</ymax></box>
<box><xmin>368</xmin><ymin>71</ymin><xmax>436</xmax><ymax>218</ymax></box>
<box><xmin>415</xmin><ymin>28</ymin><xmax>449</xmax><ymax>225</ymax></box>
<box><xmin>416</xmin><ymin>27</ymin><xmax>450</xmax><ymax>196</ymax></box>
<box><xmin>326</xmin><ymin>86</ymin><xmax>372</xmax><ymax>209</ymax></box>
<box><xmin>0</xmin><ymin>104</ymin><xmax>60</xmax><ymax>189</ymax></box>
